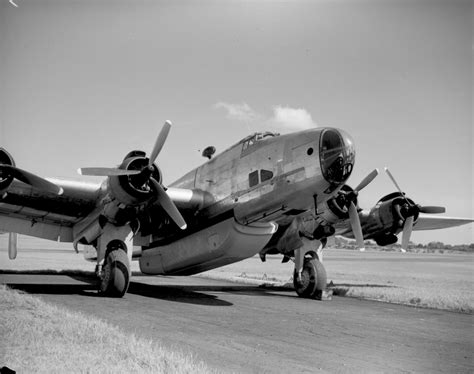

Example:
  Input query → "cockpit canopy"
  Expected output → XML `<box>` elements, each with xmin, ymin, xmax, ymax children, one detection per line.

<box><xmin>240</xmin><ymin>132</ymin><xmax>280</xmax><ymax>153</ymax></box>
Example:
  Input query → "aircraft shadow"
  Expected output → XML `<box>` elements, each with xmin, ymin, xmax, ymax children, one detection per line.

<box><xmin>0</xmin><ymin>270</ymin><xmax>234</xmax><ymax>306</ymax></box>
<box><xmin>3</xmin><ymin>269</ymin><xmax>364</xmax><ymax>305</ymax></box>
<box><xmin>127</xmin><ymin>282</ymin><xmax>233</xmax><ymax>306</ymax></box>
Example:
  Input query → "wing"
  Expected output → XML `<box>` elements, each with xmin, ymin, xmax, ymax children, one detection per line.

<box><xmin>413</xmin><ymin>213</ymin><xmax>474</xmax><ymax>231</ymax></box>
<box><xmin>0</xmin><ymin>178</ymin><xmax>101</xmax><ymax>242</ymax></box>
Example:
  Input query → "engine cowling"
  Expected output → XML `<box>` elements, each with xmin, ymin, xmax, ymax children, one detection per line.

<box><xmin>0</xmin><ymin>148</ymin><xmax>15</xmax><ymax>194</ymax></box>
<box><xmin>316</xmin><ymin>184</ymin><xmax>358</xmax><ymax>226</ymax></box>
<box><xmin>361</xmin><ymin>192</ymin><xmax>418</xmax><ymax>245</ymax></box>
<box><xmin>108</xmin><ymin>150</ymin><xmax>163</xmax><ymax>207</ymax></box>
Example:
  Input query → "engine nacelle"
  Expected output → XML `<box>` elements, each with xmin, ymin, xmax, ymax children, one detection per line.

<box><xmin>0</xmin><ymin>148</ymin><xmax>15</xmax><ymax>194</ymax></box>
<box><xmin>316</xmin><ymin>185</ymin><xmax>356</xmax><ymax>225</ymax></box>
<box><xmin>360</xmin><ymin>192</ymin><xmax>418</xmax><ymax>246</ymax></box>
<box><xmin>108</xmin><ymin>150</ymin><xmax>162</xmax><ymax>207</ymax></box>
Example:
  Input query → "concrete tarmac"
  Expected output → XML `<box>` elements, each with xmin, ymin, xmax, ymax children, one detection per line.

<box><xmin>1</xmin><ymin>272</ymin><xmax>473</xmax><ymax>373</ymax></box>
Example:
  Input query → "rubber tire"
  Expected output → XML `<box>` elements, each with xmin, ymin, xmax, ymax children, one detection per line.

<box><xmin>293</xmin><ymin>257</ymin><xmax>327</xmax><ymax>300</ymax></box>
<box><xmin>100</xmin><ymin>249</ymin><xmax>130</xmax><ymax>297</ymax></box>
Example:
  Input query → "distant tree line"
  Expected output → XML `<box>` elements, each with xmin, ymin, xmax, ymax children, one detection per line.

<box><xmin>329</xmin><ymin>237</ymin><xmax>474</xmax><ymax>253</ymax></box>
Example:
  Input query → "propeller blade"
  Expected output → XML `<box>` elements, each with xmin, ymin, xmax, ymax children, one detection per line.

<box><xmin>0</xmin><ymin>165</ymin><xmax>63</xmax><ymax>195</ymax></box>
<box><xmin>348</xmin><ymin>202</ymin><xmax>365</xmax><ymax>251</ymax></box>
<box><xmin>384</xmin><ymin>167</ymin><xmax>410</xmax><ymax>205</ymax></box>
<box><xmin>8</xmin><ymin>232</ymin><xmax>17</xmax><ymax>260</ymax></box>
<box><xmin>401</xmin><ymin>215</ymin><xmax>414</xmax><ymax>252</ymax></box>
<box><xmin>384</xmin><ymin>167</ymin><xmax>404</xmax><ymax>196</ymax></box>
<box><xmin>149</xmin><ymin>120</ymin><xmax>172</xmax><ymax>166</ymax></box>
<box><xmin>78</xmin><ymin>167</ymin><xmax>141</xmax><ymax>177</ymax></box>
<box><xmin>150</xmin><ymin>178</ymin><xmax>187</xmax><ymax>230</ymax></box>
<box><xmin>354</xmin><ymin>168</ymin><xmax>379</xmax><ymax>192</ymax></box>
<box><xmin>419</xmin><ymin>206</ymin><xmax>445</xmax><ymax>214</ymax></box>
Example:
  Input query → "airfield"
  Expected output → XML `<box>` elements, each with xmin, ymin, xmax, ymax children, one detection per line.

<box><xmin>1</xmin><ymin>238</ymin><xmax>473</xmax><ymax>373</ymax></box>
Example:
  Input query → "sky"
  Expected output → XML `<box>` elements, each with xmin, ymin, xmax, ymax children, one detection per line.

<box><xmin>0</xmin><ymin>0</ymin><xmax>472</xmax><ymax>244</ymax></box>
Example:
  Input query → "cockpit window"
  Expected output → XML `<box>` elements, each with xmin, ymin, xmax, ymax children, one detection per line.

<box><xmin>242</xmin><ymin>137</ymin><xmax>257</xmax><ymax>151</ymax></box>
<box><xmin>248</xmin><ymin>169</ymin><xmax>274</xmax><ymax>188</ymax></box>
<box><xmin>260</xmin><ymin>169</ymin><xmax>273</xmax><ymax>182</ymax></box>
<box><xmin>241</xmin><ymin>132</ymin><xmax>280</xmax><ymax>156</ymax></box>
<box><xmin>249</xmin><ymin>170</ymin><xmax>259</xmax><ymax>187</ymax></box>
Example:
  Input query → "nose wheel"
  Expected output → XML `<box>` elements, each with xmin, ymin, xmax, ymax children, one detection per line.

<box><xmin>293</xmin><ymin>257</ymin><xmax>327</xmax><ymax>300</ymax></box>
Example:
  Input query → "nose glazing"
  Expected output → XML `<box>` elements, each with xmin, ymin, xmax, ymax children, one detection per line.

<box><xmin>319</xmin><ymin>128</ymin><xmax>355</xmax><ymax>184</ymax></box>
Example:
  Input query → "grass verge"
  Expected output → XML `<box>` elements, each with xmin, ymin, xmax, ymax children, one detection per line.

<box><xmin>330</xmin><ymin>283</ymin><xmax>473</xmax><ymax>313</ymax></box>
<box><xmin>202</xmin><ymin>251</ymin><xmax>474</xmax><ymax>314</ymax></box>
<box><xmin>0</xmin><ymin>286</ymin><xmax>216</xmax><ymax>373</ymax></box>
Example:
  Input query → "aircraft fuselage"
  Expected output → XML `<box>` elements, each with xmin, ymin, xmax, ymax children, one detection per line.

<box><xmin>172</xmin><ymin>127</ymin><xmax>355</xmax><ymax>226</ymax></box>
<box><xmin>139</xmin><ymin>127</ymin><xmax>355</xmax><ymax>274</ymax></box>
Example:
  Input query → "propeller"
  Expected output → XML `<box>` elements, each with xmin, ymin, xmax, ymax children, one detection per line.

<box><xmin>78</xmin><ymin>168</ymin><xmax>141</xmax><ymax>177</ymax></box>
<box><xmin>348</xmin><ymin>201</ymin><xmax>365</xmax><ymax>251</ymax></box>
<box><xmin>0</xmin><ymin>164</ymin><xmax>63</xmax><ymax>195</ymax></box>
<box><xmin>400</xmin><ymin>216</ymin><xmax>413</xmax><ymax>253</ymax></box>
<box><xmin>353</xmin><ymin>168</ymin><xmax>379</xmax><ymax>192</ymax></box>
<box><xmin>149</xmin><ymin>178</ymin><xmax>187</xmax><ymax>230</ymax></box>
<box><xmin>384</xmin><ymin>167</ymin><xmax>445</xmax><ymax>252</ymax></box>
<box><xmin>79</xmin><ymin>121</ymin><xmax>187</xmax><ymax>230</ymax></box>
<box><xmin>418</xmin><ymin>206</ymin><xmax>445</xmax><ymax>214</ymax></box>
<box><xmin>149</xmin><ymin>120</ymin><xmax>171</xmax><ymax>167</ymax></box>
<box><xmin>342</xmin><ymin>168</ymin><xmax>379</xmax><ymax>251</ymax></box>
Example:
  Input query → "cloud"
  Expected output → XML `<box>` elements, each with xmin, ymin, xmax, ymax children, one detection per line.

<box><xmin>214</xmin><ymin>102</ymin><xmax>259</xmax><ymax>122</ymax></box>
<box><xmin>269</xmin><ymin>106</ymin><xmax>317</xmax><ymax>131</ymax></box>
<box><xmin>214</xmin><ymin>102</ymin><xmax>318</xmax><ymax>133</ymax></box>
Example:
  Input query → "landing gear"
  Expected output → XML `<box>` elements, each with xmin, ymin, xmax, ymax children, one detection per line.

<box><xmin>99</xmin><ymin>248</ymin><xmax>131</xmax><ymax>297</ymax></box>
<box><xmin>293</xmin><ymin>257</ymin><xmax>327</xmax><ymax>300</ymax></box>
<box><xmin>91</xmin><ymin>223</ymin><xmax>133</xmax><ymax>297</ymax></box>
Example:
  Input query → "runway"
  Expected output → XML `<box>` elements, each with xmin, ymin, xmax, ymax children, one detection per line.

<box><xmin>1</xmin><ymin>271</ymin><xmax>473</xmax><ymax>373</ymax></box>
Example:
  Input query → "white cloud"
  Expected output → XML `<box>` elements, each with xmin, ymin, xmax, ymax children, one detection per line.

<box><xmin>269</xmin><ymin>106</ymin><xmax>317</xmax><ymax>131</ymax></box>
<box><xmin>214</xmin><ymin>102</ymin><xmax>259</xmax><ymax>122</ymax></box>
<box><xmin>214</xmin><ymin>102</ymin><xmax>318</xmax><ymax>133</ymax></box>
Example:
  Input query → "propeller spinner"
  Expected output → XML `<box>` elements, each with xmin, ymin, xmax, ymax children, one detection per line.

<box><xmin>79</xmin><ymin>121</ymin><xmax>187</xmax><ymax>230</ymax></box>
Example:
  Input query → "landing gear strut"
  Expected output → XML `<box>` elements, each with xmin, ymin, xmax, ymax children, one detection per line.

<box><xmin>293</xmin><ymin>254</ymin><xmax>327</xmax><ymax>300</ymax></box>
<box><xmin>99</xmin><ymin>248</ymin><xmax>131</xmax><ymax>297</ymax></box>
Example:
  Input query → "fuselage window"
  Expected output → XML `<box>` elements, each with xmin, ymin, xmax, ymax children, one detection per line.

<box><xmin>260</xmin><ymin>169</ymin><xmax>273</xmax><ymax>182</ymax></box>
<box><xmin>249</xmin><ymin>170</ymin><xmax>259</xmax><ymax>187</ymax></box>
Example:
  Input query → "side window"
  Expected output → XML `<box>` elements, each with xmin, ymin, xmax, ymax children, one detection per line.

<box><xmin>260</xmin><ymin>169</ymin><xmax>273</xmax><ymax>182</ymax></box>
<box><xmin>249</xmin><ymin>170</ymin><xmax>259</xmax><ymax>187</ymax></box>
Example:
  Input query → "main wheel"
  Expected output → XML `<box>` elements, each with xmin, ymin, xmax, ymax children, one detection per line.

<box><xmin>293</xmin><ymin>257</ymin><xmax>327</xmax><ymax>300</ymax></box>
<box><xmin>99</xmin><ymin>249</ymin><xmax>130</xmax><ymax>297</ymax></box>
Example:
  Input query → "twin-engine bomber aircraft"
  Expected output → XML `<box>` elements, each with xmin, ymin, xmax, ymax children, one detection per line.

<box><xmin>1</xmin><ymin>121</ymin><xmax>473</xmax><ymax>298</ymax></box>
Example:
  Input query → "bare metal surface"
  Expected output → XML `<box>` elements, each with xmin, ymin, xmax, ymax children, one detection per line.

<box><xmin>1</xmin><ymin>272</ymin><xmax>472</xmax><ymax>373</ymax></box>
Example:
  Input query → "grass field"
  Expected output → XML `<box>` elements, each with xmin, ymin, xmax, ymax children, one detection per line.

<box><xmin>0</xmin><ymin>285</ymin><xmax>215</xmax><ymax>373</ymax></box>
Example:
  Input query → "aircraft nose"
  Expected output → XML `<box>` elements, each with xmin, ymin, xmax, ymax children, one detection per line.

<box><xmin>319</xmin><ymin>128</ymin><xmax>355</xmax><ymax>185</ymax></box>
